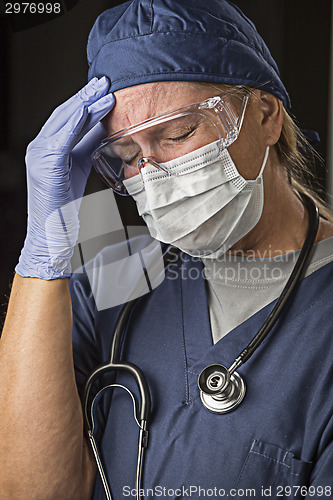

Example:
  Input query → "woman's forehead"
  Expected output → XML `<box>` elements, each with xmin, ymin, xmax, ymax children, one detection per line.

<box><xmin>103</xmin><ymin>81</ymin><xmax>220</xmax><ymax>135</ymax></box>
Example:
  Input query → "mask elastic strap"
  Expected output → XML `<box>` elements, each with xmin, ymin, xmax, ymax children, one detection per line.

<box><xmin>258</xmin><ymin>146</ymin><xmax>270</xmax><ymax>178</ymax></box>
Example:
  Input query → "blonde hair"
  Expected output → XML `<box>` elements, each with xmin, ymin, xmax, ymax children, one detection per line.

<box><xmin>275</xmin><ymin>108</ymin><xmax>333</xmax><ymax>221</ymax></box>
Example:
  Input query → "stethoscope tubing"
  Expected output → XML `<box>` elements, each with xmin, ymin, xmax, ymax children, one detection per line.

<box><xmin>82</xmin><ymin>244</ymin><xmax>177</xmax><ymax>432</ymax></box>
<box><xmin>229</xmin><ymin>194</ymin><xmax>319</xmax><ymax>373</ymax></box>
<box><xmin>82</xmin><ymin>245</ymin><xmax>176</xmax><ymax>499</ymax></box>
<box><xmin>83</xmin><ymin>360</ymin><xmax>151</xmax><ymax>430</ymax></box>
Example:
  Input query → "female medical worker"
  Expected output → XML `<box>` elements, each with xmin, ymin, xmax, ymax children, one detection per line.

<box><xmin>1</xmin><ymin>0</ymin><xmax>333</xmax><ymax>499</ymax></box>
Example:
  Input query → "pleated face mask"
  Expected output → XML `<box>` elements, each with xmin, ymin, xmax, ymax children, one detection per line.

<box><xmin>122</xmin><ymin>141</ymin><xmax>269</xmax><ymax>257</ymax></box>
<box><xmin>92</xmin><ymin>89</ymin><xmax>268</xmax><ymax>257</ymax></box>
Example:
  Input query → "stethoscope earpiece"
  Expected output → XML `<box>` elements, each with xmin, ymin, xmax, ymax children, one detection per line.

<box><xmin>198</xmin><ymin>364</ymin><xmax>246</xmax><ymax>414</ymax></box>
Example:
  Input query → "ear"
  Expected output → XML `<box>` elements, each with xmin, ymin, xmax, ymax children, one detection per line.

<box><xmin>259</xmin><ymin>92</ymin><xmax>284</xmax><ymax>146</ymax></box>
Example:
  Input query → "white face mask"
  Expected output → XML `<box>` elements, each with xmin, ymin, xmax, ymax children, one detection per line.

<box><xmin>123</xmin><ymin>141</ymin><xmax>269</xmax><ymax>258</ymax></box>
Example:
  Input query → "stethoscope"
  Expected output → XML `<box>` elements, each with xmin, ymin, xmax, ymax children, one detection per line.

<box><xmin>82</xmin><ymin>194</ymin><xmax>319</xmax><ymax>500</ymax></box>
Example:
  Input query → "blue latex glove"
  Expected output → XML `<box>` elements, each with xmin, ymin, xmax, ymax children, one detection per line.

<box><xmin>15</xmin><ymin>77</ymin><xmax>115</xmax><ymax>279</ymax></box>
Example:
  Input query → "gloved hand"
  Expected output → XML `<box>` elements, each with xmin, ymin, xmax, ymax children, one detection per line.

<box><xmin>15</xmin><ymin>77</ymin><xmax>115</xmax><ymax>279</ymax></box>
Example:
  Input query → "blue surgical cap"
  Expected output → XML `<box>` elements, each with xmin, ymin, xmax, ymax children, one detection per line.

<box><xmin>87</xmin><ymin>0</ymin><xmax>291</xmax><ymax>108</ymax></box>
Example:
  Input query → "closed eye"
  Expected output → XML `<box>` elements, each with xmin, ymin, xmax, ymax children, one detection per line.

<box><xmin>116</xmin><ymin>146</ymin><xmax>142</xmax><ymax>167</ymax></box>
<box><xmin>123</xmin><ymin>151</ymin><xmax>142</xmax><ymax>166</ymax></box>
<box><xmin>166</xmin><ymin>125</ymin><xmax>197</xmax><ymax>142</ymax></box>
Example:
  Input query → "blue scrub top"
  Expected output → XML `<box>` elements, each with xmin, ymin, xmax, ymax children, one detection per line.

<box><xmin>70</xmin><ymin>252</ymin><xmax>333</xmax><ymax>499</ymax></box>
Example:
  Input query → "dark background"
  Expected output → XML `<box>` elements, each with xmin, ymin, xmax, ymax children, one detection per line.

<box><xmin>0</xmin><ymin>0</ymin><xmax>332</xmax><ymax>320</ymax></box>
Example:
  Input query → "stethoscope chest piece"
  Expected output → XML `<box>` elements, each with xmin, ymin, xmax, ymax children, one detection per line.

<box><xmin>198</xmin><ymin>364</ymin><xmax>246</xmax><ymax>414</ymax></box>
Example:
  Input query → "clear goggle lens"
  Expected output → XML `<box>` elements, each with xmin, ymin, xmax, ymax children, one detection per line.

<box><xmin>91</xmin><ymin>90</ymin><xmax>249</xmax><ymax>195</ymax></box>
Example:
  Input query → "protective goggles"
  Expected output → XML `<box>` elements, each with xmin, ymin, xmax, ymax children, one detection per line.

<box><xmin>91</xmin><ymin>89</ymin><xmax>249</xmax><ymax>195</ymax></box>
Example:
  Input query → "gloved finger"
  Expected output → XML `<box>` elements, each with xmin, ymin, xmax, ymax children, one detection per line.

<box><xmin>46</xmin><ymin>77</ymin><xmax>110</xmax><ymax>132</ymax></box>
<box><xmin>25</xmin><ymin>108</ymin><xmax>88</xmax><ymax>181</ymax></box>
<box><xmin>52</xmin><ymin>92</ymin><xmax>114</xmax><ymax>156</ymax></box>
<box><xmin>28</xmin><ymin>93</ymin><xmax>114</xmax><ymax>164</ymax></box>
<box><xmin>51</xmin><ymin>105</ymin><xmax>89</xmax><ymax>155</ymax></box>
<box><xmin>74</xmin><ymin>92</ymin><xmax>115</xmax><ymax>146</ymax></box>
<box><xmin>66</xmin><ymin>126</ymin><xmax>108</xmax><ymax>201</ymax></box>
<box><xmin>39</xmin><ymin>77</ymin><xmax>110</xmax><ymax>137</ymax></box>
<box><xmin>26</xmin><ymin>104</ymin><xmax>88</xmax><ymax>161</ymax></box>
<box><xmin>71</xmin><ymin>122</ymin><xmax>107</xmax><ymax>161</ymax></box>
<box><xmin>70</xmin><ymin>123</ymin><xmax>108</xmax><ymax>194</ymax></box>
